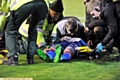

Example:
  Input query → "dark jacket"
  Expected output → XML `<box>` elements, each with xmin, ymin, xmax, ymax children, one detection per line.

<box><xmin>100</xmin><ymin>0</ymin><xmax>113</xmax><ymax>5</ymax></box>
<box><xmin>100</xmin><ymin>1</ymin><xmax>118</xmax><ymax>46</ymax></box>
<box><xmin>88</xmin><ymin>19</ymin><xmax>107</xmax><ymax>30</ymax></box>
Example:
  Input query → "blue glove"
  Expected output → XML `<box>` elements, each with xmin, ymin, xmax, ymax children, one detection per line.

<box><xmin>95</xmin><ymin>43</ymin><xmax>104</xmax><ymax>52</ymax></box>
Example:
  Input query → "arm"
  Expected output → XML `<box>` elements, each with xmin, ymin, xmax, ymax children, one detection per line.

<box><xmin>101</xmin><ymin>4</ymin><xmax>118</xmax><ymax>46</ymax></box>
<box><xmin>88</xmin><ymin>19</ymin><xmax>107</xmax><ymax>30</ymax></box>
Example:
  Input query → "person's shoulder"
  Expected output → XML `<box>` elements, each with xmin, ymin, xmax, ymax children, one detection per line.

<box><xmin>57</xmin><ymin>19</ymin><xmax>67</xmax><ymax>27</ymax></box>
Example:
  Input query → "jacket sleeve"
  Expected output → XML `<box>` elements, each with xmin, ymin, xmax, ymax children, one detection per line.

<box><xmin>101</xmin><ymin>4</ymin><xmax>118</xmax><ymax>46</ymax></box>
<box><xmin>88</xmin><ymin>19</ymin><xmax>106</xmax><ymax>30</ymax></box>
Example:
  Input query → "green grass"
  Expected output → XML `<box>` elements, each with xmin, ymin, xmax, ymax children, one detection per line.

<box><xmin>1</xmin><ymin>0</ymin><xmax>120</xmax><ymax>80</ymax></box>
<box><xmin>63</xmin><ymin>0</ymin><xmax>85</xmax><ymax>23</ymax></box>
<box><xmin>1</xmin><ymin>54</ymin><xmax>120</xmax><ymax>80</ymax></box>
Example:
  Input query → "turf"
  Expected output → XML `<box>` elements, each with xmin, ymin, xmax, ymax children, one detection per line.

<box><xmin>0</xmin><ymin>0</ymin><xmax>120</xmax><ymax>80</ymax></box>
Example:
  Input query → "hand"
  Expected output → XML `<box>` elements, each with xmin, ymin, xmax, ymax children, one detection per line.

<box><xmin>0</xmin><ymin>37</ymin><xmax>2</xmax><ymax>40</ymax></box>
<box><xmin>87</xmin><ymin>40</ymin><xmax>93</xmax><ymax>47</ymax></box>
<box><xmin>95</xmin><ymin>43</ymin><xmax>104</xmax><ymax>52</ymax></box>
<box><xmin>37</xmin><ymin>42</ymin><xmax>46</xmax><ymax>48</ymax></box>
<box><xmin>60</xmin><ymin>36</ymin><xmax>71</xmax><ymax>42</ymax></box>
<box><xmin>84</xmin><ymin>27</ymin><xmax>89</xmax><ymax>33</ymax></box>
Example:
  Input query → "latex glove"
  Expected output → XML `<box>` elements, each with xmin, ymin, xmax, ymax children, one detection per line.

<box><xmin>95</xmin><ymin>43</ymin><xmax>104</xmax><ymax>52</ymax></box>
<box><xmin>60</xmin><ymin>36</ymin><xmax>71</xmax><ymax>42</ymax></box>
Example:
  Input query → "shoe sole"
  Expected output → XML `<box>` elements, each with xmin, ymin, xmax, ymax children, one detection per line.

<box><xmin>37</xmin><ymin>49</ymin><xmax>51</xmax><ymax>61</ymax></box>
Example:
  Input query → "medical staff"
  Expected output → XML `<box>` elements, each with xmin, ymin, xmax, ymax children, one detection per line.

<box><xmin>3</xmin><ymin>0</ymin><xmax>48</xmax><ymax>66</ymax></box>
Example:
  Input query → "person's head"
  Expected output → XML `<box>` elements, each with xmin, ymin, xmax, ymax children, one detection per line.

<box><xmin>49</xmin><ymin>0</ymin><xmax>64</xmax><ymax>19</ymax></box>
<box><xmin>87</xmin><ymin>0</ymin><xmax>101</xmax><ymax>19</ymax></box>
<box><xmin>65</xmin><ymin>18</ymin><xmax>78</xmax><ymax>36</ymax></box>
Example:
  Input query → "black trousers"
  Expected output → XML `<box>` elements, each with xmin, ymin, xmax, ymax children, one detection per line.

<box><xmin>5</xmin><ymin>0</ymin><xmax>48</xmax><ymax>57</ymax></box>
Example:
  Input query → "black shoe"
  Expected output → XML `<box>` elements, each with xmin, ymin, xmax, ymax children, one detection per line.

<box><xmin>27</xmin><ymin>59</ymin><xmax>34</xmax><ymax>64</ymax></box>
<box><xmin>2</xmin><ymin>56</ymin><xmax>18</xmax><ymax>66</ymax></box>
<box><xmin>27</xmin><ymin>54</ymin><xmax>34</xmax><ymax>64</ymax></box>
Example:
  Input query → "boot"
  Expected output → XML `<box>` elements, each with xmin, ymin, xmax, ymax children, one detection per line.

<box><xmin>53</xmin><ymin>44</ymin><xmax>62</xmax><ymax>63</ymax></box>
<box><xmin>27</xmin><ymin>54</ymin><xmax>34</xmax><ymax>64</ymax></box>
<box><xmin>2</xmin><ymin>55</ymin><xmax>18</xmax><ymax>66</ymax></box>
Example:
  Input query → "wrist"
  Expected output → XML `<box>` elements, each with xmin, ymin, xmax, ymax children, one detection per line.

<box><xmin>85</xmin><ymin>27</ymin><xmax>89</xmax><ymax>31</ymax></box>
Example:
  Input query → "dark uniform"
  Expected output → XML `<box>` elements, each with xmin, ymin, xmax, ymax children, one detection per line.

<box><xmin>100</xmin><ymin>0</ymin><xmax>120</xmax><ymax>52</ymax></box>
<box><xmin>88</xmin><ymin>19</ymin><xmax>115</xmax><ymax>51</ymax></box>
<box><xmin>113</xmin><ymin>0</ymin><xmax>120</xmax><ymax>35</ymax></box>
<box><xmin>4</xmin><ymin>0</ymin><xmax>48</xmax><ymax>65</ymax></box>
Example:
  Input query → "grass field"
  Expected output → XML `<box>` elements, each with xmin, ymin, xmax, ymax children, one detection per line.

<box><xmin>0</xmin><ymin>0</ymin><xmax>120</xmax><ymax>80</ymax></box>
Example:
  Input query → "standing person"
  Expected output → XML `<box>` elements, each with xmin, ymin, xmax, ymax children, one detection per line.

<box><xmin>87</xmin><ymin>0</ymin><xmax>120</xmax><ymax>53</ymax></box>
<box><xmin>3</xmin><ymin>0</ymin><xmax>48</xmax><ymax>66</ymax></box>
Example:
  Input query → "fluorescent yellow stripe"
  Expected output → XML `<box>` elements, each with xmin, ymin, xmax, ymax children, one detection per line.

<box><xmin>11</xmin><ymin>0</ymin><xmax>33</xmax><ymax>10</ymax></box>
<box><xmin>113</xmin><ymin>0</ymin><xmax>119</xmax><ymax>2</ymax></box>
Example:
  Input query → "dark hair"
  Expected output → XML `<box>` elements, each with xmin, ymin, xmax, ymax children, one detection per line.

<box><xmin>50</xmin><ymin>0</ymin><xmax>64</xmax><ymax>13</ymax></box>
<box><xmin>65</xmin><ymin>18</ymin><xmax>78</xmax><ymax>32</ymax></box>
<box><xmin>86</xmin><ymin>0</ymin><xmax>90</xmax><ymax>2</ymax></box>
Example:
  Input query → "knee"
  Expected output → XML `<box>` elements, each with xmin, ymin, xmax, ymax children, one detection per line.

<box><xmin>64</xmin><ymin>46</ymin><xmax>75</xmax><ymax>56</ymax></box>
<box><xmin>93</xmin><ymin>26</ymin><xmax>101</xmax><ymax>34</ymax></box>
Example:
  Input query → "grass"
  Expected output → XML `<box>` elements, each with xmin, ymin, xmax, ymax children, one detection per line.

<box><xmin>1</xmin><ymin>0</ymin><xmax>120</xmax><ymax>80</ymax></box>
<box><xmin>1</xmin><ymin>54</ymin><xmax>120</xmax><ymax>80</ymax></box>
<box><xmin>1</xmin><ymin>52</ymin><xmax>120</xmax><ymax>80</ymax></box>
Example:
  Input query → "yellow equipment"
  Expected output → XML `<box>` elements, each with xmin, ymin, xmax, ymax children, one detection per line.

<box><xmin>75</xmin><ymin>46</ymin><xmax>93</xmax><ymax>53</ymax></box>
<box><xmin>0</xmin><ymin>50</ymin><xmax>8</xmax><ymax>64</ymax></box>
